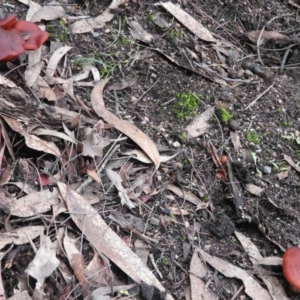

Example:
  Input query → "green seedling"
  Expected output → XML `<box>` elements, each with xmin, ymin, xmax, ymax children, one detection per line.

<box><xmin>146</xmin><ymin>13</ymin><xmax>154</xmax><ymax>24</ymax></box>
<box><xmin>217</xmin><ymin>106</ymin><xmax>233</xmax><ymax>123</ymax></box>
<box><xmin>271</xmin><ymin>161</ymin><xmax>289</xmax><ymax>172</ymax></box>
<box><xmin>173</xmin><ymin>92</ymin><xmax>202</xmax><ymax>120</ymax></box>
<box><xmin>282</xmin><ymin>133</ymin><xmax>300</xmax><ymax>145</ymax></box>
<box><xmin>119</xmin><ymin>290</ymin><xmax>129</xmax><ymax>296</ymax></box>
<box><xmin>161</xmin><ymin>257</ymin><xmax>170</xmax><ymax>265</ymax></box>
<box><xmin>251</xmin><ymin>151</ymin><xmax>262</xmax><ymax>176</ymax></box>
<box><xmin>48</xmin><ymin>19</ymin><xmax>68</xmax><ymax>42</ymax></box>
<box><xmin>167</xmin><ymin>29</ymin><xmax>184</xmax><ymax>39</ymax></box>
<box><xmin>246</xmin><ymin>132</ymin><xmax>261</xmax><ymax>144</ymax></box>
<box><xmin>203</xmin><ymin>194</ymin><xmax>210</xmax><ymax>202</ymax></box>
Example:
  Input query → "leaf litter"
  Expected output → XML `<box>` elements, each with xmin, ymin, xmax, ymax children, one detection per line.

<box><xmin>0</xmin><ymin>0</ymin><xmax>299</xmax><ymax>299</ymax></box>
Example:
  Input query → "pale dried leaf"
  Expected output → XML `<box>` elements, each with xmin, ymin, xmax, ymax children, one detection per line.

<box><xmin>185</xmin><ymin>107</ymin><xmax>214</xmax><ymax>138</ymax></box>
<box><xmin>129</xmin><ymin>21</ymin><xmax>154</xmax><ymax>43</ymax></box>
<box><xmin>34</xmin><ymin>77</ymin><xmax>57</xmax><ymax>101</ymax></box>
<box><xmin>0</xmin><ymin>226</ymin><xmax>44</xmax><ymax>250</ymax></box>
<box><xmin>0</xmin><ymin>189</ymin><xmax>59</xmax><ymax>217</ymax></box>
<box><xmin>106</xmin><ymin>168</ymin><xmax>135</xmax><ymax>209</ymax></box>
<box><xmin>64</xmin><ymin>232</ymin><xmax>89</xmax><ymax>297</ymax></box>
<box><xmin>86</xmin><ymin>169</ymin><xmax>101</xmax><ymax>183</ymax></box>
<box><xmin>32</xmin><ymin>127</ymin><xmax>77</xmax><ymax>143</ymax></box>
<box><xmin>81</xmin><ymin>127</ymin><xmax>110</xmax><ymax>158</ymax></box>
<box><xmin>235</xmin><ymin>231</ymin><xmax>288</xmax><ymax>300</ymax></box>
<box><xmin>107</xmin><ymin>78</ymin><xmax>137</xmax><ymax>91</ymax></box>
<box><xmin>169</xmin><ymin>207</ymin><xmax>190</xmax><ymax>215</ymax></box>
<box><xmin>165</xmin><ymin>183</ymin><xmax>208</xmax><ymax>207</ymax></box>
<box><xmin>244</xmin><ymin>183</ymin><xmax>264</xmax><ymax>196</ymax></box>
<box><xmin>255</xmin><ymin>257</ymin><xmax>283</xmax><ymax>266</ymax></box>
<box><xmin>135</xmin><ymin>239</ymin><xmax>150</xmax><ymax>266</ymax></box>
<box><xmin>0</xmin><ymin>75</ymin><xmax>16</xmax><ymax>88</ymax></box>
<box><xmin>26</xmin><ymin>235</ymin><xmax>60</xmax><ymax>289</ymax></box>
<box><xmin>190</xmin><ymin>248</ymin><xmax>218</xmax><ymax>300</ymax></box>
<box><xmin>245</xmin><ymin>30</ymin><xmax>290</xmax><ymax>45</ymax></box>
<box><xmin>160</xmin><ymin>2</ymin><xmax>215</xmax><ymax>42</ymax></box>
<box><xmin>199</xmin><ymin>249</ymin><xmax>272</xmax><ymax>300</ymax></box>
<box><xmin>91</xmin><ymin>80</ymin><xmax>160</xmax><ymax>171</ymax></box>
<box><xmin>57</xmin><ymin>182</ymin><xmax>174</xmax><ymax>300</ymax></box>
<box><xmin>284</xmin><ymin>154</ymin><xmax>300</xmax><ymax>172</ymax></box>
<box><xmin>25</xmin><ymin>61</ymin><xmax>44</xmax><ymax>87</ymax></box>
<box><xmin>277</xmin><ymin>168</ymin><xmax>290</xmax><ymax>180</ymax></box>
<box><xmin>2</xmin><ymin>116</ymin><xmax>61</xmax><ymax>158</ymax></box>
<box><xmin>31</xmin><ymin>2</ymin><xmax>65</xmax><ymax>22</ymax></box>
<box><xmin>46</xmin><ymin>46</ymin><xmax>72</xmax><ymax>78</ymax></box>
<box><xmin>230</xmin><ymin>131</ymin><xmax>242</xmax><ymax>152</ymax></box>
<box><xmin>6</xmin><ymin>290</ymin><xmax>31</xmax><ymax>300</ymax></box>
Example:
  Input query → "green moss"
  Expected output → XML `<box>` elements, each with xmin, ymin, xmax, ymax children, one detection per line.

<box><xmin>173</xmin><ymin>92</ymin><xmax>202</xmax><ymax>120</ymax></box>
<box><xmin>246</xmin><ymin>132</ymin><xmax>261</xmax><ymax>144</ymax></box>
<box><xmin>146</xmin><ymin>14</ymin><xmax>154</xmax><ymax>24</ymax></box>
<box><xmin>167</xmin><ymin>29</ymin><xmax>184</xmax><ymax>39</ymax></box>
<box><xmin>217</xmin><ymin>106</ymin><xmax>233</xmax><ymax>123</ymax></box>
<box><xmin>48</xmin><ymin>20</ymin><xmax>68</xmax><ymax>42</ymax></box>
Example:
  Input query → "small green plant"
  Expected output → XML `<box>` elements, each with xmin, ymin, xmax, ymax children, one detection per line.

<box><xmin>119</xmin><ymin>290</ymin><xmax>129</xmax><ymax>296</ymax></box>
<box><xmin>161</xmin><ymin>257</ymin><xmax>170</xmax><ymax>265</ymax></box>
<box><xmin>146</xmin><ymin>14</ymin><xmax>154</xmax><ymax>24</ymax></box>
<box><xmin>173</xmin><ymin>92</ymin><xmax>202</xmax><ymax>120</ymax></box>
<box><xmin>48</xmin><ymin>19</ymin><xmax>68</xmax><ymax>42</ymax></box>
<box><xmin>282</xmin><ymin>133</ymin><xmax>300</xmax><ymax>145</ymax></box>
<box><xmin>217</xmin><ymin>106</ymin><xmax>233</xmax><ymax>123</ymax></box>
<box><xmin>203</xmin><ymin>194</ymin><xmax>210</xmax><ymax>202</ymax></box>
<box><xmin>251</xmin><ymin>152</ymin><xmax>262</xmax><ymax>176</ymax></box>
<box><xmin>246</xmin><ymin>132</ymin><xmax>261</xmax><ymax>144</ymax></box>
<box><xmin>167</xmin><ymin>29</ymin><xmax>184</xmax><ymax>39</ymax></box>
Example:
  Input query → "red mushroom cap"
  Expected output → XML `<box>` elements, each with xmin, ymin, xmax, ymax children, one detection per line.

<box><xmin>12</xmin><ymin>20</ymin><xmax>49</xmax><ymax>50</ymax></box>
<box><xmin>0</xmin><ymin>14</ymin><xmax>17</xmax><ymax>30</ymax></box>
<box><xmin>0</xmin><ymin>27</ymin><xmax>25</xmax><ymax>61</ymax></box>
<box><xmin>283</xmin><ymin>246</ymin><xmax>300</xmax><ymax>292</ymax></box>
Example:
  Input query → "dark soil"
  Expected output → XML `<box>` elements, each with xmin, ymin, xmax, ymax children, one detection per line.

<box><xmin>1</xmin><ymin>0</ymin><xmax>300</xmax><ymax>299</ymax></box>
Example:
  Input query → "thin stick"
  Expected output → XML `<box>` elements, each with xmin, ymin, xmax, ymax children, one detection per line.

<box><xmin>245</xmin><ymin>83</ymin><xmax>275</xmax><ymax>110</ymax></box>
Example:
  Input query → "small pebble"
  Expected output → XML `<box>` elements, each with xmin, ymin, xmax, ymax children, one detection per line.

<box><xmin>173</xmin><ymin>141</ymin><xmax>181</xmax><ymax>148</ymax></box>
<box><xmin>228</xmin><ymin>119</ymin><xmax>240</xmax><ymax>131</ymax></box>
<box><xmin>262</xmin><ymin>165</ymin><xmax>272</xmax><ymax>174</ymax></box>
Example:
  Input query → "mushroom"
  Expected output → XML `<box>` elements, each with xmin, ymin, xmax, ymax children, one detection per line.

<box><xmin>0</xmin><ymin>14</ymin><xmax>17</xmax><ymax>30</ymax></box>
<box><xmin>12</xmin><ymin>20</ymin><xmax>49</xmax><ymax>50</ymax></box>
<box><xmin>282</xmin><ymin>246</ymin><xmax>300</xmax><ymax>292</ymax></box>
<box><xmin>0</xmin><ymin>28</ymin><xmax>25</xmax><ymax>61</ymax></box>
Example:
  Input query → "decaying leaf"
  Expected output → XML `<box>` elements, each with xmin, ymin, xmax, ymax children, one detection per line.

<box><xmin>245</xmin><ymin>30</ymin><xmax>290</xmax><ymax>45</ymax></box>
<box><xmin>30</xmin><ymin>1</ymin><xmax>65</xmax><ymax>22</ymax></box>
<box><xmin>26</xmin><ymin>235</ymin><xmax>60</xmax><ymax>290</ymax></box>
<box><xmin>284</xmin><ymin>154</ymin><xmax>300</xmax><ymax>172</ymax></box>
<box><xmin>0</xmin><ymin>226</ymin><xmax>44</xmax><ymax>250</ymax></box>
<box><xmin>2</xmin><ymin>116</ymin><xmax>61</xmax><ymax>158</ymax></box>
<box><xmin>244</xmin><ymin>183</ymin><xmax>264</xmax><ymax>197</ymax></box>
<box><xmin>64</xmin><ymin>231</ymin><xmax>89</xmax><ymax>297</ymax></box>
<box><xmin>235</xmin><ymin>231</ymin><xmax>289</xmax><ymax>300</ymax></box>
<box><xmin>185</xmin><ymin>107</ymin><xmax>214</xmax><ymax>138</ymax></box>
<box><xmin>105</xmin><ymin>168</ymin><xmax>135</xmax><ymax>209</ymax></box>
<box><xmin>160</xmin><ymin>1</ymin><xmax>215</xmax><ymax>43</ymax></box>
<box><xmin>190</xmin><ymin>248</ymin><xmax>218</xmax><ymax>300</ymax></box>
<box><xmin>57</xmin><ymin>182</ymin><xmax>174</xmax><ymax>300</ymax></box>
<box><xmin>129</xmin><ymin>21</ymin><xmax>154</xmax><ymax>43</ymax></box>
<box><xmin>90</xmin><ymin>79</ymin><xmax>161</xmax><ymax>171</ymax></box>
<box><xmin>199</xmin><ymin>248</ymin><xmax>272</xmax><ymax>300</ymax></box>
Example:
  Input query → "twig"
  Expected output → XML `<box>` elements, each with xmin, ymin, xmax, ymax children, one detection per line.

<box><xmin>245</xmin><ymin>83</ymin><xmax>275</xmax><ymax>110</ymax></box>
<box><xmin>76</xmin><ymin>142</ymin><xmax>120</xmax><ymax>193</ymax></box>
<box><xmin>133</xmin><ymin>77</ymin><xmax>161</xmax><ymax>105</ymax></box>
<box><xmin>149</xmin><ymin>253</ymin><xmax>163</xmax><ymax>279</ymax></box>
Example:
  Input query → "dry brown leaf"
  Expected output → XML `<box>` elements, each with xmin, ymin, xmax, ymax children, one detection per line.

<box><xmin>277</xmin><ymin>167</ymin><xmax>290</xmax><ymax>180</ymax></box>
<box><xmin>160</xmin><ymin>2</ymin><xmax>215</xmax><ymax>43</ymax></box>
<box><xmin>90</xmin><ymin>79</ymin><xmax>160</xmax><ymax>171</ymax></box>
<box><xmin>2</xmin><ymin>116</ymin><xmax>61</xmax><ymax>158</ymax></box>
<box><xmin>165</xmin><ymin>183</ymin><xmax>208</xmax><ymax>208</ymax></box>
<box><xmin>0</xmin><ymin>189</ymin><xmax>59</xmax><ymax>217</ymax></box>
<box><xmin>230</xmin><ymin>131</ymin><xmax>242</xmax><ymax>152</ymax></box>
<box><xmin>245</xmin><ymin>30</ymin><xmax>290</xmax><ymax>45</ymax></box>
<box><xmin>284</xmin><ymin>154</ymin><xmax>300</xmax><ymax>172</ymax></box>
<box><xmin>185</xmin><ymin>107</ymin><xmax>214</xmax><ymax>138</ymax></box>
<box><xmin>190</xmin><ymin>248</ymin><xmax>218</xmax><ymax>300</ymax></box>
<box><xmin>57</xmin><ymin>182</ymin><xmax>174</xmax><ymax>300</ymax></box>
<box><xmin>235</xmin><ymin>231</ymin><xmax>288</xmax><ymax>300</ymax></box>
<box><xmin>0</xmin><ymin>226</ymin><xmax>44</xmax><ymax>250</ymax></box>
<box><xmin>129</xmin><ymin>21</ymin><xmax>154</xmax><ymax>43</ymax></box>
<box><xmin>64</xmin><ymin>231</ymin><xmax>89</xmax><ymax>297</ymax></box>
<box><xmin>199</xmin><ymin>248</ymin><xmax>272</xmax><ymax>300</ymax></box>
<box><xmin>86</xmin><ymin>169</ymin><xmax>101</xmax><ymax>183</ymax></box>
<box><xmin>32</xmin><ymin>127</ymin><xmax>77</xmax><ymax>143</ymax></box>
<box><xmin>244</xmin><ymin>183</ymin><xmax>264</xmax><ymax>197</ymax></box>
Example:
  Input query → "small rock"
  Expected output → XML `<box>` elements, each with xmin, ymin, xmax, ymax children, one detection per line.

<box><xmin>262</xmin><ymin>165</ymin><xmax>272</xmax><ymax>174</ymax></box>
<box><xmin>228</xmin><ymin>119</ymin><xmax>240</xmax><ymax>131</ymax></box>
<box><xmin>244</xmin><ymin>69</ymin><xmax>253</xmax><ymax>78</ymax></box>
<box><xmin>172</xmin><ymin>141</ymin><xmax>181</xmax><ymax>148</ymax></box>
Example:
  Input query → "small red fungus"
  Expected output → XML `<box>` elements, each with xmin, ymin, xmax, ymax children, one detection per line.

<box><xmin>0</xmin><ymin>14</ymin><xmax>48</xmax><ymax>61</ymax></box>
<box><xmin>282</xmin><ymin>246</ymin><xmax>300</xmax><ymax>292</ymax></box>
<box><xmin>0</xmin><ymin>14</ymin><xmax>17</xmax><ymax>30</ymax></box>
<box><xmin>12</xmin><ymin>20</ymin><xmax>49</xmax><ymax>50</ymax></box>
<box><xmin>0</xmin><ymin>28</ymin><xmax>25</xmax><ymax>61</ymax></box>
